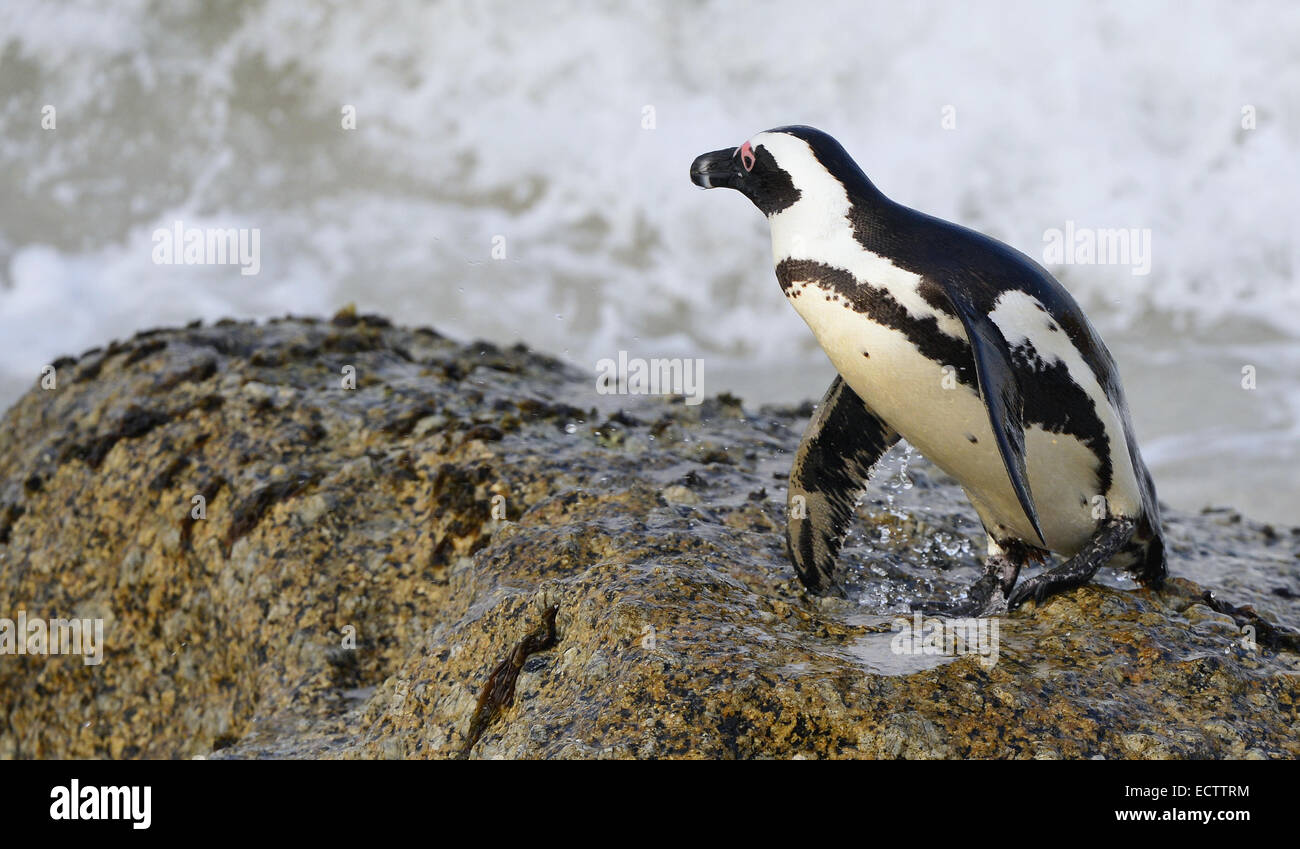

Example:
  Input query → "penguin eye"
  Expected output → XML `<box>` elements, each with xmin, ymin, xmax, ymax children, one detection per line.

<box><xmin>740</xmin><ymin>141</ymin><xmax>756</xmax><ymax>172</ymax></box>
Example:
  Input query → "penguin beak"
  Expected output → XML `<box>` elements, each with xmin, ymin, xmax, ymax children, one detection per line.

<box><xmin>690</xmin><ymin>147</ymin><xmax>740</xmax><ymax>189</ymax></box>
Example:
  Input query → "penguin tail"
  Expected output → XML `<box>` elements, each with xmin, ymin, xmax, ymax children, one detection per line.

<box><xmin>1111</xmin><ymin>513</ymin><xmax>1166</xmax><ymax>589</ymax></box>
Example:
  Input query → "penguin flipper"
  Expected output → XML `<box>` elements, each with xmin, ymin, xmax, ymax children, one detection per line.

<box><xmin>787</xmin><ymin>376</ymin><xmax>899</xmax><ymax>595</ymax></box>
<box><xmin>944</xmin><ymin>289</ymin><xmax>1048</xmax><ymax>547</ymax></box>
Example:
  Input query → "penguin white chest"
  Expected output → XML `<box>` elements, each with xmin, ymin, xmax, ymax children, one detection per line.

<box><xmin>783</xmin><ymin>275</ymin><xmax>989</xmax><ymax>455</ymax></box>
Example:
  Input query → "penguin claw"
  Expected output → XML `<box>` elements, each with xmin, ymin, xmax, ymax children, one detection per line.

<box><xmin>914</xmin><ymin>599</ymin><xmax>1006</xmax><ymax>618</ymax></box>
<box><xmin>1006</xmin><ymin>571</ymin><xmax>1086</xmax><ymax>609</ymax></box>
<box><xmin>912</xmin><ymin>580</ymin><xmax>1008</xmax><ymax>617</ymax></box>
<box><xmin>1006</xmin><ymin>579</ymin><xmax>1048</xmax><ymax>610</ymax></box>
<box><xmin>1006</xmin><ymin>516</ymin><xmax>1140</xmax><ymax>610</ymax></box>
<box><xmin>909</xmin><ymin>598</ymin><xmax>956</xmax><ymax>615</ymax></box>
<box><xmin>955</xmin><ymin>594</ymin><xmax>1008</xmax><ymax>618</ymax></box>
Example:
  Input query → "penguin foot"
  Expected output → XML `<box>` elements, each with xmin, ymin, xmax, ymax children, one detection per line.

<box><xmin>914</xmin><ymin>550</ymin><xmax>1022</xmax><ymax>617</ymax></box>
<box><xmin>912</xmin><ymin>573</ymin><xmax>1009</xmax><ymax>617</ymax></box>
<box><xmin>1007</xmin><ymin>517</ymin><xmax>1137</xmax><ymax>610</ymax></box>
<box><xmin>1006</xmin><ymin>574</ymin><xmax>1065</xmax><ymax>609</ymax></box>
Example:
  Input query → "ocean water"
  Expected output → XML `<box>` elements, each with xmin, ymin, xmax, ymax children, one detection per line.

<box><xmin>0</xmin><ymin>0</ymin><xmax>1297</xmax><ymax>524</ymax></box>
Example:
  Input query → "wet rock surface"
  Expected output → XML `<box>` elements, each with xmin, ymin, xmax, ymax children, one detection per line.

<box><xmin>1</xmin><ymin>314</ymin><xmax>1297</xmax><ymax>759</ymax></box>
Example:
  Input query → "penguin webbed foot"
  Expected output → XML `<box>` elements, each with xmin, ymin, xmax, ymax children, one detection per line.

<box><xmin>911</xmin><ymin>575</ymin><xmax>1007</xmax><ymax>617</ymax></box>
<box><xmin>1006</xmin><ymin>517</ymin><xmax>1138</xmax><ymax>610</ymax></box>
<box><xmin>914</xmin><ymin>552</ymin><xmax>1020</xmax><ymax>617</ymax></box>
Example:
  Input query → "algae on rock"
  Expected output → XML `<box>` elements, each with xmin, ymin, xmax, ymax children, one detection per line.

<box><xmin>1</xmin><ymin>315</ymin><xmax>1297</xmax><ymax>759</ymax></box>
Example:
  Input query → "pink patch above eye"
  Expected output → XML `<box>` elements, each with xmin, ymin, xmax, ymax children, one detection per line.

<box><xmin>740</xmin><ymin>141</ymin><xmax>756</xmax><ymax>172</ymax></box>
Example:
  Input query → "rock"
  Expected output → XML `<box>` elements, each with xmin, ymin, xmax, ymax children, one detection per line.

<box><xmin>1</xmin><ymin>315</ymin><xmax>1298</xmax><ymax>759</ymax></box>
<box><xmin>659</xmin><ymin>484</ymin><xmax>700</xmax><ymax>505</ymax></box>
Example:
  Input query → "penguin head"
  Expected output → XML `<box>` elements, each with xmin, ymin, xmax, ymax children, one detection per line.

<box><xmin>690</xmin><ymin>126</ymin><xmax>878</xmax><ymax>217</ymax></box>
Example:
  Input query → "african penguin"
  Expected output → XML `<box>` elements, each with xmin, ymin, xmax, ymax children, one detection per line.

<box><xmin>690</xmin><ymin>126</ymin><xmax>1165</xmax><ymax>614</ymax></box>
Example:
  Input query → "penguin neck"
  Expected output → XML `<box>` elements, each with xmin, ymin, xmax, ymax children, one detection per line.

<box><xmin>833</xmin><ymin>166</ymin><xmax>890</xmax><ymax>210</ymax></box>
<box><xmin>766</xmin><ymin>182</ymin><xmax>893</xmax><ymax>267</ymax></box>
